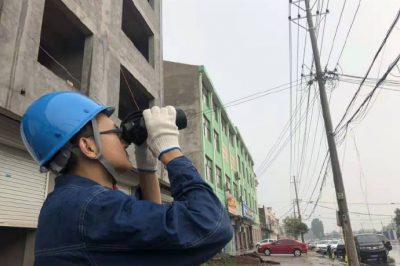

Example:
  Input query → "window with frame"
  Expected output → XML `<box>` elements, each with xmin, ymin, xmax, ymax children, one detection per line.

<box><xmin>221</xmin><ymin>118</ymin><xmax>226</xmax><ymax>134</ymax></box>
<box><xmin>234</xmin><ymin>182</ymin><xmax>239</xmax><ymax>198</ymax></box>
<box><xmin>226</xmin><ymin>175</ymin><xmax>231</xmax><ymax>191</ymax></box>
<box><xmin>230</xmin><ymin>134</ymin><xmax>235</xmax><ymax>147</ymax></box>
<box><xmin>213</xmin><ymin>130</ymin><xmax>220</xmax><ymax>152</ymax></box>
<box><xmin>203</xmin><ymin>116</ymin><xmax>211</xmax><ymax>142</ymax></box>
<box><xmin>205</xmin><ymin>157</ymin><xmax>213</xmax><ymax>183</ymax></box>
<box><xmin>119</xmin><ymin>65</ymin><xmax>153</xmax><ymax>120</ymax></box>
<box><xmin>216</xmin><ymin>166</ymin><xmax>222</xmax><ymax>189</ymax></box>
<box><xmin>38</xmin><ymin>0</ymin><xmax>92</xmax><ymax>90</ymax></box>
<box><xmin>213</xmin><ymin>100</ymin><xmax>219</xmax><ymax>121</ymax></box>
<box><xmin>122</xmin><ymin>0</ymin><xmax>154</xmax><ymax>65</ymax></box>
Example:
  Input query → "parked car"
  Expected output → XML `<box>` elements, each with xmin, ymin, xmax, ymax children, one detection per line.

<box><xmin>258</xmin><ymin>239</ymin><xmax>308</xmax><ymax>257</ymax></box>
<box><xmin>335</xmin><ymin>240</ymin><xmax>346</xmax><ymax>260</ymax></box>
<box><xmin>307</xmin><ymin>241</ymin><xmax>317</xmax><ymax>250</ymax></box>
<box><xmin>256</xmin><ymin>239</ymin><xmax>275</xmax><ymax>248</ymax></box>
<box><xmin>315</xmin><ymin>240</ymin><xmax>330</xmax><ymax>254</ymax></box>
<box><xmin>355</xmin><ymin>234</ymin><xmax>387</xmax><ymax>262</ymax></box>
<box><xmin>376</xmin><ymin>234</ymin><xmax>392</xmax><ymax>253</ymax></box>
<box><xmin>329</xmin><ymin>239</ymin><xmax>340</xmax><ymax>250</ymax></box>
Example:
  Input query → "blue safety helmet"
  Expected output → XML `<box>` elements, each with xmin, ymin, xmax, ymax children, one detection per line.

<box><xmin>21</xmin><ymin>91</ymin><xmax>114</xmax><ymax>167</ymax></box>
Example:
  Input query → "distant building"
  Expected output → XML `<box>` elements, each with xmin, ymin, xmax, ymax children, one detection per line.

<box><xmin>164</xmin><ymin>61</ymin><xmax>261</xmax><ymax>255</ymax></box>
<box><xmin>259</xmin><ymin>206</ymin><xmax>280</xmax><ymax>240</ymax></box>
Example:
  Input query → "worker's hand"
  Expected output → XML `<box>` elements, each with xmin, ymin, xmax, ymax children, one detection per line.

<box><xmin>133</xmin><ymin>143</ymin><xmax>157</xmax><ymax>173</ymax></box>
<box><xmin>143</xmin><ymin>106</ymin><xmax>180</xmax><ymax>159</ymax></box>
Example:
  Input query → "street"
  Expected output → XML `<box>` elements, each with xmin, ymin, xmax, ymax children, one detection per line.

<box><xmin>362</xmin><ymin>243</ymin><xmax>400</xmax><ymax>266</ymax></box>
<box><xmin>256</xmin><ymin>244</ymin><xmax>400</xmax><ymax>265</ymax></box>
<box><xmin>260</xmin><ymin>252</ymin><xmax>343</xmax><ymax>265</ymax></box>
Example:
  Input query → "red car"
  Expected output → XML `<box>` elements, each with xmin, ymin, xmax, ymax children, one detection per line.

<box><xmin>257</xmin><ymin>239</ymin><xmax>308</xmax><ymax>257</ymax></box>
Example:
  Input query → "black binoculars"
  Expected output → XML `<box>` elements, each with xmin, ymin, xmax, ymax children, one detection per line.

<box><xmin>120</xmin><ymin>108</ymin><xmax>187</xmax><ymax>146</ymax></box>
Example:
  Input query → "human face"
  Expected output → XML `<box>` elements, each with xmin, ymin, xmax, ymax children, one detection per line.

<box><xmin>96</xmin><ymin>114</ymin><xmax>133</xmax><ymax>171</ymax></box>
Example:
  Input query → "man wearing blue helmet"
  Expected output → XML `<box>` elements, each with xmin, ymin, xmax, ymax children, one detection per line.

<box><xmin>21</xmin><ymin>91</ymin><xmax>233</xmax><ymax>266</ymax></box>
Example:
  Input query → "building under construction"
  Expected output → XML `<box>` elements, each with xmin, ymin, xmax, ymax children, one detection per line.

<box><xmin>0</xmin><ymin>0</ymin><xmax>166</xmax><ymax>264</ymax></box>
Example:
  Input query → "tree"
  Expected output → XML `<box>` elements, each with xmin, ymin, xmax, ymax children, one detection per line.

<box><xmin>311</xmin><ymin>218</ymin><xmax>324</xmax><ymax>239</ymax></box>
<box><xmin>283</xmin><ymin>217</ymin><xmax>309</xmax><ymax>239</ymax></box>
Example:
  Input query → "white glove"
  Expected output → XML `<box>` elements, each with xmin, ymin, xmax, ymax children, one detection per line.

<box><xmin>142</xmin><ymin>106</ymin><xmax>180</xmax><ymax>159</ymax></box>
<box><xmin>133</xmin><ymin>143</ymin><xmax>157</xmax><ymax>173</ymax></box>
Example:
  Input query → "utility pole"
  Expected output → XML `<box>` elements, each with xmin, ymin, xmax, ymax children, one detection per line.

<box><xmin>293</xmin><ymin>176</ymin><xmax>304</xmax><ymax>242</ymax></box>
<box><xmin>303</xmin><ymin>0</ymin><xmax>359</xmax><ymax>265</ymax></box>
<box><xmin>293</xmin><ymin>200</ymin><xmax>297</xmax><ymax>218</ymax></box>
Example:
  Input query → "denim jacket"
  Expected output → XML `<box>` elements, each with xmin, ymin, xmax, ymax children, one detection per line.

<box><xmin>34</xmin><ymin>156</ymin><xmax>233</xmax><ymax>266</ymax></box>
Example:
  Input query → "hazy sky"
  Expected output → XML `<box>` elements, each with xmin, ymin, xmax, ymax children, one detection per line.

<box><xmin>162</xmin><ymin>0</ymin><xmax>400</xmax><ymax>233</ymax></box>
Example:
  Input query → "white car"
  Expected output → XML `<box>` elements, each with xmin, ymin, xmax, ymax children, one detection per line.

<box><xmin>256</xmin><ymin>239</ymin><xmax>276</xmax><ymax>248</ymax></box>
<box><xmin>329</xmin><ymin>240</ymin><xmax>340</xmax><ymax>250</ymax></box>
<box><xmin>316</xmin><ymin>240</ymin><xmax>330</xmax><ymax>254</ymax></box>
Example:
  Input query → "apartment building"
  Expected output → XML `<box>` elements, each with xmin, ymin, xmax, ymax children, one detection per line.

<box><xmin>163</xmin><ymin>61</ymin><xmax>261</xmax><ymax>255</ymax></box>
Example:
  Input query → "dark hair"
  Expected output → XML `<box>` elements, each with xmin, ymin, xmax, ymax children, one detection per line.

<box><xmin>60</xmin><ymin>123</ymin><xmax>93</xmax><ymax>174</ymax></box>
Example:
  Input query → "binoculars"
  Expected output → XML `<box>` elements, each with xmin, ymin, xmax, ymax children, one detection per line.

<box><xmin>120</xmin><ymin>108</ymin><xmax>187</xmax><ymax>146</ymax></box>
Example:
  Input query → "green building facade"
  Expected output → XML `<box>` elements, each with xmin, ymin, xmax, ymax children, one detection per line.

<box><xmin>164</xmin><ymin>61</ymin><xmax>261</xmax><ymax>255</ymax></box>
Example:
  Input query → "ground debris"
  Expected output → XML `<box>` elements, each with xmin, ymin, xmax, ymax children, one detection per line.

<box><xmin>205</xmin><ymin>252</ymin><xmax>280</xmax><ymax>265</ymax></box>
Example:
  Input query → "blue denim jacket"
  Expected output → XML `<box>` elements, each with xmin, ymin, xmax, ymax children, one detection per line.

<box><xmin>34</xmin><ymin>156</ymin><xmax>233</xmax><ymax>266</ymax></box>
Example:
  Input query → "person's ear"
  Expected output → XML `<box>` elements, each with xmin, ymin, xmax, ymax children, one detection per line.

<box><xmin>78</xmin><ymin>137</ymin><xmax>98</xmax><ymax>159</ymax></box>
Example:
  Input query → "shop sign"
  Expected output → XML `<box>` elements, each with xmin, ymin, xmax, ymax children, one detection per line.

<box><xmin>242</xmin><ymin>202</ymin><xmax>254</xmax><ymax>221</ymax></box>
<box><xmin>226</xmin><ymin>191</ymin><xmax>237</xmax><ymax>215</ymax></box>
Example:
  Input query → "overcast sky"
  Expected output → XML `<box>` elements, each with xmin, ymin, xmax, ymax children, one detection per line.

<box><xmin>162</xmin><ymin>0</ymin><xmax>400</xmax><ymax>233</ymax></box>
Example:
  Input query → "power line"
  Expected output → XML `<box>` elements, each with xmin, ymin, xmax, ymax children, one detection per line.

<box><xmin>189</xmin><ymin>79</ymin><xmax>302</xmax><ymax>120</ymax></box>
<box><xmin>289</xmin><ymin>1</ymin><xmax>294</xmax><ymax>179</ymax></box>
<box><xmin>278</xmin><ymin>206</ymin><xmax>295</xmax><ymax>220</ymax></box>
<box><xmin>338</xmin><ymin>78</ymin><xmax>400</xmax><ymax>92</ymax></box>
<box><xmin>336</xmin><ymin>52</ymin><xmax>400</xmax><ymax>141</ymax></box>
<box><xmin>299</xmin><ymin>84</ymin><xmax>323</xmax><ymax>185</ymax></box>
<box><xmin>270</xmin><ymin>200</ymin><xmax>400</xmax><ymax>206</ymax></box>
<box><xmin>333</xmin><ymin>0</ymin><xmax>362</xmax><ymax>69</ymax></box>
<box><xmin>257</xmin><ymin>86</ymin><xmax>319</xmax><ymax>177</ymax></box>
<box><xmin>318</xmin><ymin>0</ymin><xmax>329</xmax><ymax>57</ymax></box>
<box><xmin>316</xmin><ymin>204</ymin><xmax>394</xmax><ymax>217</ymax></box>
<box><xmin>255</xmin><ymin>83</ymin><xmax>310</xmax><ymax>174</ymax></box>
<box><xmin>334</xmin><ymin>9</ymin><xmax>400</xmax><ymax>133</ymax></box>
<box><xmin>334</xmin><ymin>73</ymin><xmax>400</xmax><ymax>86</ymax></box>
<box><xmin>325</xmin><ymin>0</ymin><xmax>347</xmax><ymax>67</ymax></box>
<box><xmin>296</xmin><ymin>84</ymin><xmax>312</xmax><ymax>178</ymax></box>
<box><xmin>299</xmin><ymin>83</ymin><xmax>334</xmax><ymax>198</ymax></box>
<box><xmin>352</xmin><ymin>132</ymin><xmax>374</xmax><ymax>228</ymax></box>
<box><xmin>303</xmin><ymin>151</ymin><xmax>330</xmax><ymax>219</ymax></box>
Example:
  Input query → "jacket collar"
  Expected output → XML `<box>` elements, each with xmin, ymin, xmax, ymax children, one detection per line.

<box><xmin>55</xmin><ymin>174</ymin><xmax>101</xmax><ymax>189</ymax></box>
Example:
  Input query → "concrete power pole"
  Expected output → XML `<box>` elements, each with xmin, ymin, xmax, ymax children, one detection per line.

<box><xmin>303</xmin><ymin>0</ymin><xmax>359</xmax><ymax>265</ymax></box>
<box><xmin>293</xmin><ymin>200</ymin><xmax>297</xmax><ymax>218</ymax></box>
<box><xmin>293</xmin><ymin>176</ymin><xmax>304</xmax><ymax>243</ymax></box>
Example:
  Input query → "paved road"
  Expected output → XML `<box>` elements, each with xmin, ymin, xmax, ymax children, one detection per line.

<box><xmin>260</xmin><ymin>245</ymin><xmax>400</xmax><ymax>265</ymax></box>
<box><xmin>261</xmin><ymin>251</ymin><xmax>344</xmax><ymax>265</ymax></box>
<box><xmin>361</xmin><ymin>243</ymin><xmax>400</xmax><ymax>265</ymax></box>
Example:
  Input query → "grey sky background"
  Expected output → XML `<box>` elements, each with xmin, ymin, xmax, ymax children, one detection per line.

<box><xmin>162</xmin><ymin>0</ymin><xmax>400</xmax><ymax>233</ymax></box>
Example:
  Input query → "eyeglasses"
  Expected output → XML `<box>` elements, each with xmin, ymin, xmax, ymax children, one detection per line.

<box><xmin>98</xmin><ymin>127</ymin><xmax>123</xmax><ymax>139</ymax></box>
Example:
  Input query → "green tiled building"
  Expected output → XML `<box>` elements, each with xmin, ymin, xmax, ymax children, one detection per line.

<box><xmin>164</xmin><ymin>61</ymin><xmax>261</xmax><ymax>254</ymax></box>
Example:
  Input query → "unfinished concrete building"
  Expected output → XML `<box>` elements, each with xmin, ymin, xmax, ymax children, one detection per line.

<box><xmin>0</xmin><ymin>0</ymin><xmax>167</xmax><ymax>264</ymax></box>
